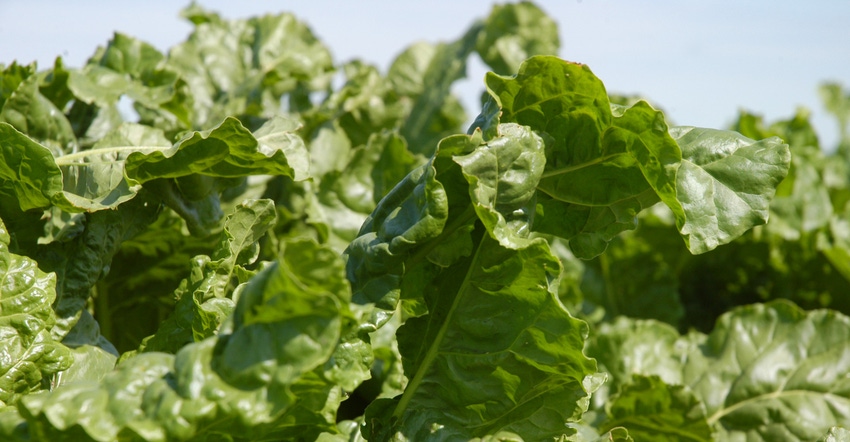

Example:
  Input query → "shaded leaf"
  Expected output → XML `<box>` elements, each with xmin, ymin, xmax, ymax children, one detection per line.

<box><xmin>14</xmin><ymin>239</ymin><xmax>355</xmax><ymax>441</ymax></box>
<box><xmin>600</xmin><ymin>375</ymin><xmax>712</xmax><ymax>442</ymax></box>
<box><xmin>589</xmin><ymin>301</ymin><xmax>850</xmax><ymax>441</ymax></box>
<box><xmin>135</xmin><ymin>199</ymin><xmax>276</xmax><ymax>354</ymax></box>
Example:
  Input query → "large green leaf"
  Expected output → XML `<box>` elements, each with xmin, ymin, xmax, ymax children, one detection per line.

<box><xmin>351</xmin><ymin>124</ymin><xmax>596</xmax><ymax>440</ymax></box>
<box><xmin>480</xmin><ymin>56</ymin><xmax>790</xmax><ymax>257</ymax></box>
<box><xmin>481</xmin><ymin>57</ymin><xmax>675</xmax><ymax>258</ymax></box>
<box><xmin>588</xmin><ymin>301</ymin><xmax>850</xmax><ymax>441</ymax></box>
<box><xmin>0</xmin><ymin>218</ymin><xmax>72</xmax><ymax>407</ymax></box>
<box><xmin>366</xmin><ymin>235</ymin><xmax>596</xmax><ymax>441</ymax></box>
<box><xmin>669</xmin><ymin>126</ymin><xmax>790</xmax><ymax>254</ymax></box>
<box><xmin>10</xmin><ymin>239</ymin><xmax>359</xmax><ymax>441</ymax></box>
<box><xmin>0</xmin><ymin>116</ymin><xmax>308</xmax><ymax>215</ymax></box>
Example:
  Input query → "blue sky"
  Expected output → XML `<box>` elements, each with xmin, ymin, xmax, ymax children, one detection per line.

<box><xmin>1</xmin><ymin>0</ymin><xmax>848</xmax><ymax>147</ymax></box>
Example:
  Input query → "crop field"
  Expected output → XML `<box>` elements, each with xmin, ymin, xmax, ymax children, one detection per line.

<box><xmin>1</xmin><ymin>3</ymin><xmax>849</xmax><ymax>441</ymax></box>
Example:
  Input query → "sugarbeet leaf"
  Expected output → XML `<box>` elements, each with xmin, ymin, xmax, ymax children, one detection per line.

<box><xmin>588</xmin><ymin>301</ymin><xmax>850</xmax><ymax>441</ymax></box>
<box><xmin>0</xmin><ymin>2</ymin><xmax>822</xmax><ymax>441</ymax></box>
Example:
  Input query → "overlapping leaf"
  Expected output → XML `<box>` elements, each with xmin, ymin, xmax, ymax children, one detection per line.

<box><xmin>366</xmin><ymin>235</ymin><xmax>596</xmax><ymax>441</ymax></box>
<box><xmin>0</xmin><ymin>219</ymin><xmax>72</xmax><ymax>407</ymax></box>
<box><xmin>0</xmin><ymin>116</ymin><xmax>308</xmax><ymax>214</ymax></box>
<box><xmin>480</xmin><ymin>56</ymin><xmax>790</xmax><ymax>257</ymax></box>
<box><xmin>134</xmin><ymin>199</ymin><xmax>277</xmax><ymax>355</ymax></box>
<box><xmin>588</xmin><ymin>301</ymin><xmax>850</xmax><ymax>441</ymax></box>
<box><xmin>347</xmin><ymin>124</ymin><xmax>597</xmax><ymax>439</ymax></box>
<box><xmin>599</xmin><ymin>375</ymin><xmax>711</xmax><ymax>442</ymax></box>
<box><xmin>454</xmin><ymin>123</ymin><xmax>545</xmax><ymax>249</ymax></box>
<box><xmin>8</xmin><ymin>238</ymin><xmax>360</xmax><ymax>441</ymax></box>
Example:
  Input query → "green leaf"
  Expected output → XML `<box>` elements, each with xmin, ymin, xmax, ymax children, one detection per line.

<box><xmin>694</xmin><ymin>301</ymin><xmax>850</xmax><ymax>440</ymax></box>
<box><xmin>820</xmin><ymin>427</ymin><xmax>850</xmax><ymax>442</ymax></box>
<box><xmin>454</xmin><ymin>123</ymin><xmax>545</xmax><ymax>249</ymax></box>
<box><xmin>15</xmin><ymin>239</ymin><xmax>354</xmax><ymax>441</ymax></box>
<box><xmin>38</xmin><ymin>57</ymin><xmax>75</xmax><ymax>112</ymax></box>
<box><xmin>66</xmin><ymin>65</ymin><xmax>130</xmax><ymax>107</ymax></box>
<box><xmin>0</xmin><ymin>218</ymin><xmax>72</xmax><ymax>407</ymax></box>
<box><xmin>136</xmin><ymin>199</ymin><xmax>277</xmax><ymax>354</ymax></box>
<box><xmin>125</xmin><ymin>116</ymin><xmax>308</xmax><ymax>183</ymax></box>
<box><xmin>475</xmin><ymin>1</ymin><xmax>560</xmax><ymax>75</ymax></box>
<box><xmin>165</xmin><ymin>8</ymin><xmax>333</xmax><ymax>128</ymax></box>
<box><xmin>1</xmin><ymin>115</ymin><xmax>307</xmax><ymax>220</ymax></box>
<box><xmin>0</xmin><ymin>123</ymin><xmax>63</xmax><ymax>211</ymax></box>
<box><xmin>586</xmin><ymin>316</ymin><xmax>694</xmax><ymax>394</ymax></box>
<box><xmin>482</xmin><ymin>57</ymin><xmax>673</xmax><ymax>258</ymax></box>
<box><xmin>335</xmin><ymin>130</ymin><xmax>421</xmax><ymax>209</ymax></box>
<box><xmin>600</xmin><ymin>375</ymin><xmax>712</xmax><ymax>442</ymax></box>
<box><xmin>566</xmin><ymin>426</ymin><xmax>634</xmax><ymax>442</ymax></box>
<box><xmin>366</xmin><ymin>234</ymin><xmax>596</xmax><ymax>440</ymax></box>
<box><xmin>589</xmin><ymin>301</ymin><xmax>850</xmax><ymax>441</ymax></box>
<box><xmin>481</xmin><ymin>56</ymin><xmax>790</xmax><ymax>257</ymax></box>
<box><xmin>45</xmin><ymin>192</ymin><xmax>162</xmax><ymax>340</ymax></box>
<box><xmin>59</xmin><ymin>123</ymin><xmax>169</xmax><ymax>212</ymax></box>
<box><xmin>399</xmin><ymin>27</ymin><xmax>479</xmax><ymax>156</ymax></box>
<box><xmin>0</xmin><ymin>62</ymin><xmax>36</xmax><ymax>109</ymax></box>
<box><xmin>581</xmin><ymin>231</ymin><xmax>684</xmax><ymax>325</ymax></box>
<box><xmin>59</xmin><ymin>310</ymin><xmax>119</xmax><ymax>384</ymax></box>
<box><xmin>0</xmin><ymin>63</ymin><xmax>77</xmax><ymax>152</ymax></box>
<box><xmin>819</xmin><ymin>82</ymin><xmax>850</xmax><ymax>147</ymax></box>
<box><xmin>669</xmin><ymin>126</ymin><xmax>790</xmax><ymax>254</ymax></box>
<box><xmin>344</xmin><ymin>156</ymin><xmax>451</xmax><ymax>327</ymax></box>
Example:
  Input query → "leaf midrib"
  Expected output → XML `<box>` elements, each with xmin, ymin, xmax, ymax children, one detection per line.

<box><xmin>55</xmin><ymin>145</ymin><xmax>169</xmax><ymax>166</ymax></box>
<box><xmin>391</xmin><ymin>233</ymin><xmax>485</xmax><ymax>420</ymax></box>
<box><xmin>707</xmin><ymin>388</ymin><xmax>845</xmax><ymax>425</ymax></box>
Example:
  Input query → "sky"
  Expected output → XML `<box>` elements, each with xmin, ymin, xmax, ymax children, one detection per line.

<box><xmin>1</xmin><ymin>0</ymin><xmax>848</xmax><ymax>148</ymax></box>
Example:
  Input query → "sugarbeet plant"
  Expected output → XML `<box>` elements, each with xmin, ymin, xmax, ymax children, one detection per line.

<box><xmin>2</xmin><ymin>2</ymin><xmax>849</xmax><ymax>441</ymax></box>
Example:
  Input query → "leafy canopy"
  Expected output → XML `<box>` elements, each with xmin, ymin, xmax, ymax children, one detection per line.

<box><xmin>6</xmin><ymin>2</ymin><xmax>848</xmax><ymax>441</ymax></box>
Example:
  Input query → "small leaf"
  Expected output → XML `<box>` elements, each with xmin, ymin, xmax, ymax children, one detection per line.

<box><xmin>454</xmin><ymin>123</ymin><xmax>545</xmax><ymax>249</ymax></box>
